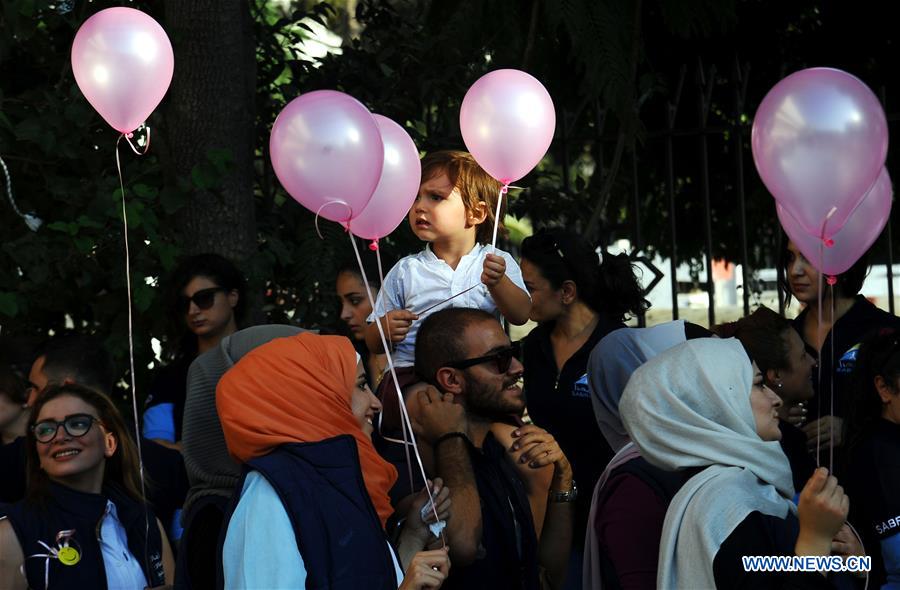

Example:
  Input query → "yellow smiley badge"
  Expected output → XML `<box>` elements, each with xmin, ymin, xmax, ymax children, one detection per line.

<box><xmin>57</xmin><ymin>546</ymin><xmax>81</xmax><ymax>566</ymax></box>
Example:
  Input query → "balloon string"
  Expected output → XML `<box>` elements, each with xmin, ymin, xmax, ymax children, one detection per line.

<box><xmin>115</xmin><ymin>133</ymin><xmax>151</xmax><ymax>567</ymax></box>
<box><xmin>349</xmin><ymin>234</ymin><xmax>444</xmax><ymax>547</ymax></box>
<box><xmin>0</xmin><ymin>153</ymin><xmax>43</xmax><ymax>231</ymax></box>
<box><xmin>815</xmin><ymin>242</ymin><xmax>824</xmax><ymax>468</ymax></box>
<box><xmin>313</xmin><ymin>200</ymin><xmax>351</xmax><ymax>240</ymax></box>
<box><xmin>489</xmin><ymin>182</ymin><xmax>510</xmax><ymax>252</ymax></box>
<box><xmin>122</xmin><ymin>126</ymin><xmax>151</xmax><ymax>156</ymax></box>
<box><xmin>353</xmin><ymin>233</ymin><xmax>413</xmax><ymax>499</ymax></box>
<box><xmin>829</xmin><ymin>283</ymin><xmax>835</xmax><ymax>473</ymax></box>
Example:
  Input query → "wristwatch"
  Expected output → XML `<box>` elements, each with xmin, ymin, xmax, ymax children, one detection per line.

<box><xmin>549</xmin><ymin>480</ymin><xmax>578</xmax><ymax>503</ymax></box>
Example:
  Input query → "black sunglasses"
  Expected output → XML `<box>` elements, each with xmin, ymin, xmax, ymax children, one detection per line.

<box><xmin>178</xmin><ymin>287</ymin><xmax>227</xmax><ymax>313</ymax></box>
<box><xmin>32</xmin><ymin>413</ymin><xmax>102</xmax><ymax>444</ymax></box>
<box><xmin>445</xmin><ymin>341</ymin><xmax>522</xmax><ymax>374</ymax></box>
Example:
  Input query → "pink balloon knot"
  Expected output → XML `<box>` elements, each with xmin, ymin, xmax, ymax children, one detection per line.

<box><xmin>369</xmin><ymin>239</ymin><xmax>379</xmax><ymax>252</ymax></box>
<box><xmin>125</xmin><ymin>132</ymin><xmax>134</xmax><ymax>139</ymax></box>
<box><xmin>826</xmin><ymin>275</ymin><xmax>838</xmax><ymax>286</ymax></box>
<box><xmin>823</xmin><ymin>238</ymin><xmax>835</xmax><ymax>248</ymax></box>
<box><xmin>500</xmin><ymin>183</ymin><xmax>509</xmax><ymax>195</ymax></box>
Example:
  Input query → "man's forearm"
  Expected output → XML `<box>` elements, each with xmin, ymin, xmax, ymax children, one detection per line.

<box><xmin>538</xmin><ymin>478</ymin><xmax>575</xmax><ymax>589</ymax></box>
<box><xmin>433</xmin><ymin>437</ymin><xmax>482</xmax><ymax>566</ymax></box>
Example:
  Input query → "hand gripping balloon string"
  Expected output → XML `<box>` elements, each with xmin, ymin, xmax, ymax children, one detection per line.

<box><xmin>0</xmin><ymin>154</ymin><xmax>43</xmax><ymax>231</ymax></box>
<box><xmin>25</xmin><ymin>530</ymin><xmax>78</xmax><ymax>589</ymax></box>
<box><xmin>349</xmin><ymin>234</ymin><xmax>445</xmax><ymax>548</ymax></box>
<box><xmin>115</xmin><ymin>132</ymin><xmax>152</xmax><ymax>560</ymax></box>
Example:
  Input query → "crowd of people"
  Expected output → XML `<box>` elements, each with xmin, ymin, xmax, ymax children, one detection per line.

<box><xmin>0</xmin><ymin>149</ymin><xmax>898</xmax><ymax>590</ymax></box>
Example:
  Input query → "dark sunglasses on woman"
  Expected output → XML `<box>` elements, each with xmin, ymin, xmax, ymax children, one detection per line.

<box><xmin>178</xmin><ymin>286</ymin><xmax>227</xmax><ymax>313</ymax></box>
<box><xmin>32</xmin><ymin>413</ymin><xmax>102</xmax><ymax>443</ymax></box>
<box><xmin>445</xmin><ymin>341</ymin><xmax>522</xmax><ymax>374</ymax></box>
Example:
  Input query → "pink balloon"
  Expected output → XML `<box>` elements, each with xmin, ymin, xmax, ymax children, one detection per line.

<box><xmin>752</xmin><ymin>67</ymin><xmax>888</xmax><ymax>238</ymax></box>
<box><xmin>349</xmin><ymin>115</ymin><xmax>421</xmax><ymax>241</ymax></box>
<box><xmin>460</xmin><ymin>69</ymin><xmax>555</xmax><ymax>183</ymax></box>
<box><xmin>269</xmin><ymin>91</ymin><xmax>383</xmax><ymax>223</ymax></box>
<box><xmin>71</xmin><ymin>7</ymin><xmax>174</xmax><ymax>134</ymax></box>
<box><xmin>778</xmin><ymin>167</ymin><xmax>893</xmax><ymax>276</ymax></box>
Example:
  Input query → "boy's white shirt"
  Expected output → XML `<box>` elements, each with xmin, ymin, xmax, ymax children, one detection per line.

<box><xmin>368</xmin><ymin>242</ymin><xmax>528</xmax><ymax>368</ymax></box>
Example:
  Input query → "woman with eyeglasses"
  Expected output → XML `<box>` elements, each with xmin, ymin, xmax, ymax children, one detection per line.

<box><xmin>519</xmin><ymin>228</ymin><xmax>649</xmax><ymax>571</ymax></box>
<box><xmin>846</xmin><ymin>329</ymin><xmax>900</xmax><ymax>588</ymax></box>
<box><xmin>0</xmin><ymin>383</ymin><xmax>174</xmax><ymax>589</ymax></box>
<box><xmin>143</xmin><ymin>253</ymin><xmax>246</xmax><ymax>450</ymax></box>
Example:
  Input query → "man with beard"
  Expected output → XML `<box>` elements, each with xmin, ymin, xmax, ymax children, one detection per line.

<box><xmin>411</xmin><ymin>307</ymin><xmax>575</xmax><ymax>590</ymax></box>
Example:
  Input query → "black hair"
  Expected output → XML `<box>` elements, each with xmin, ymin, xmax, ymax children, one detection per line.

<box><xmin>520</xmin><ymin>229</ymin><xmax>649</xmax><ymax>322</ymax></box>
<box><xmin>336</xmin><ymin>249</ymin><xmax>398</xmax><ymax>293</ymax></box>
<box><xmin>0</xmin><ymin>363</ymin><xmax>28</xmax><ymax>405</ymax></box>
<box><xmin>415</xmin><ymin>307</ymin><xmax>496</xmax><ymax>386</ymax></box>
<box><xmin>847</xmin><ymin>328</ymin><xmax>900</xmax><ymax>451</ymax></box>
<box><xmin>713</xmin><ymin>306</ymin><xmax>793</xmax><ymax>381</ymax></box>
<box><xmin>778</xmin><ymin>233</ymin><xmax>870</xmax><ymax>309</ymax></box>
<box><xmin>166</xmin><ymin>253</ymin><xmax>247</xmax><ymax>358</ymax></box>
<box><xmin>34</xmin><ymin>333</ymin><xmax>116</xmax><ymax>396</ymax></box>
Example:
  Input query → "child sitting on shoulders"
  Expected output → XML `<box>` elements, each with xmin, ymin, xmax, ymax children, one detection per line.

<box><xmin>365</xmin><ymin>150</ymin><xmax>531</xmax><ymax>370</ymax></box>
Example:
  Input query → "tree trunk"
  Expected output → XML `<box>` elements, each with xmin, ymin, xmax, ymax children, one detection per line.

<box><xmin>162</xmin><ymin>0</ymin><xmax>257</xmax><ymax>262</ymax></box>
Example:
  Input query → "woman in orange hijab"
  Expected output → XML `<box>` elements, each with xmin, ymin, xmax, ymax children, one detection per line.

<box><xmin>217</xmin><ymin>332</ymin><xmax>450</xmax><ymax>589</ymax></box>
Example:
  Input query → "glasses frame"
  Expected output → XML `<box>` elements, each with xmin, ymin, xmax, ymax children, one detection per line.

<box><xmin>32</xmin><ymin>413</ymin><xmax>102</xmax><ymax>444</ymax></box>
<box><xmin>178</xmin><ymin>286</ymin><xmax>227</xmax><ymax>314</ymax></box>
<box><xmin>444</xmin><ymin>341</ymin><xmax>522</xmax><ymax>374</ymax></box>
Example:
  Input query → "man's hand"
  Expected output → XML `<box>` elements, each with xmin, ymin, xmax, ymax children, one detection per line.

<box><xmin>403</xmin><ymin>479</ymin><xmax>452</xmax><ymax>543</ymax></box>
<box><xmin>481</xmin><ymin>254</ymin><xmax>507</xmax><ymax>288</ymax></box>
<box><xmin>413</xmin><ymin>387</ymin><xmax>468</xmax><ymax>445</ymax></box>
<box><xmin>380</xmin><ymin>310</ymin><xmax>418</xmax><ymax>343</ymax></box>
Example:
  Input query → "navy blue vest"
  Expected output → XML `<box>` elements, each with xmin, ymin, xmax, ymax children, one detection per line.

<box><xmin>2</xmin><ymin>482</ymin><xmax>166</xmax><ymax>590</ymax></box>
<box><xmin>224</xmin><ymin>435</ymin><xmax>398</xmax><ymax>590</ymax></box>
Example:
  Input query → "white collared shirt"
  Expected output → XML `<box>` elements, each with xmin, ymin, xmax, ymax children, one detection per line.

<box><xmin>98</xmin><ymin>500</ymin><xmax>149</xmax><ymax>590</ymax></box>
<box><xmin>368</xmin><ymin>243</ymin><xmax>528</xmax><ymax>368</ymax></box>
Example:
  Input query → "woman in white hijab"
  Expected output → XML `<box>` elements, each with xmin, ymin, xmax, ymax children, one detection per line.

<box><xmin>620</xmin><ymin>338</ymin><xmax>858</xmax><ymax>589</ymax></box>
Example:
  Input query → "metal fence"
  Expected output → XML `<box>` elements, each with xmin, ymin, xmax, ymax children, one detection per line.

<box><xmin>554</xmin><ymin>59</ymin><xmax>898</xmax><ymax>327</ymax></box>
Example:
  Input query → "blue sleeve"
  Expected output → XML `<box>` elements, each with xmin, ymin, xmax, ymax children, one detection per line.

<box><xmin>223</xmin><ymin>472</ymin><xmax>307</xmax><ymax>588</ymax></box>
<box><xmin>882</xmin><ymin>532</ymin><xmax>900</xmax><ymax>589</ymax></box>
<box><xmin>142</xmin><ymin>403</ymin><xmax>176</xmax><ymax>442</ymax></box>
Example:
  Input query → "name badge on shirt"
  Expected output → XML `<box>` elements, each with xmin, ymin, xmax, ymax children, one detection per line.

<box><xmin>572</xmin><ymin>373</ymin><xmax>590</xmax><ymax>398</ymax></box>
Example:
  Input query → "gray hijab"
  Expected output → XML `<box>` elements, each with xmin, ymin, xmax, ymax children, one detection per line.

<box><xmin>620</xmin><ymin>338</ymin><xmax>794</xmax><ymax>589</ymax></box>
<box><xmin>588</xmin><ymin>320</ymin><xmax>688</xmax><ymax>452</ymax></box>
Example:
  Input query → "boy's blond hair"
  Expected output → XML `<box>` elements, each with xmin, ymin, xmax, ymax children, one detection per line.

<box><xmin>420</xmin><ymin>150</ymin><xmax>507</xmax><ymax>244</ymax></box>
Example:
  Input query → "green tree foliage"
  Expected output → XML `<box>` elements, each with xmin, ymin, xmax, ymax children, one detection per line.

<box><xmin>2</xmin><ymin>0</ymin><xmax>898</xmax><ymax>400</ymax></box>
